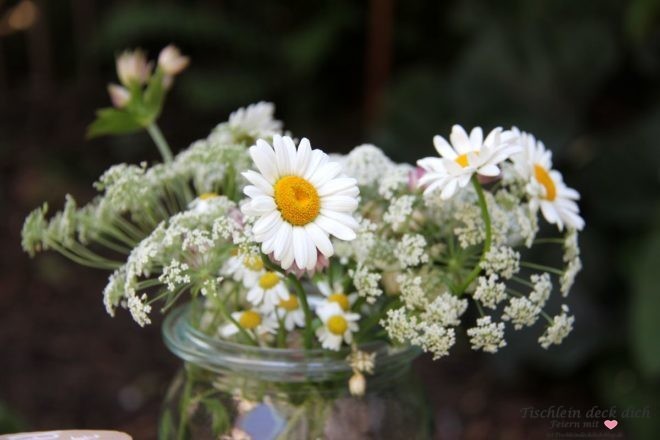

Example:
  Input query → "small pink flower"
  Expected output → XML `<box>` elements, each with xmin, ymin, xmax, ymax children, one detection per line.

<box><xmin>158</xmin><ymin>45</ymin><xmax>190</xmax><ymax>76</ymax></box>
<box><xmin>408</xmin><ymin>166</ymin><xmax>426</xmax><ymax>191</ymax></box>
<box><xmin>269</xmin><ymin>252</ymin><xmax>329</xmax><ymax>278</ymax></box>
<box><xmin>107</xmin><ymin>83</ymin><xmax>130</xmax><ymax>108</ymax></box>
<box><xmin>116</xmin><ymin>49</ymin><xmax>151</xmax><ymax>86</ymax></box>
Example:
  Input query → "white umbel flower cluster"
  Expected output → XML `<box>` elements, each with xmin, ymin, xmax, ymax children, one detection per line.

<box><xmin>480</xmin><ymin>245</ymin><xmax>520</xmax><ymax>279</ymax></box>
<box><xmin>539</xmin><ymin>305</ymin><xmax>575</xmax><ymax>349</ymax></box>
<box><xmin>396</xmin><ymin>234</ymin><xmax>429</xmax><ymax>268</ymax></box>
<box><xmin>466</xmin><ymin>316</ymin><xmax>507</xmax><ymax>353</ymax></box>
<box><xmin>502</xmin><ymin>297</ymin><xmax>541</xmax><ymax>330</ymax></box>
<box><xmin>472</xmin><ymin>274</ymin><xmax>507</xmax><ymax>309</ymax></box>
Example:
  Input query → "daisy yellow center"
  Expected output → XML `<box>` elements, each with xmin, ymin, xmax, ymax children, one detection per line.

<box><xmin>243</xmin><ymin>255</ymin><xmax>264</xmax><ymax>271</ymax></box>
<box><xmin>230</xmin><ymin>248</ymin><xmax>239</xmax><ymax>257</ymax></box>
<box><xmin>239</xmin><ymin>310</ymin><xmax>261</xmax><ymax>329</ymax></box>
<box><xmin>328</xmin><ymin>293</ymin><xmax>350</xmax><ymax>311</ymax></box>
<box><xmin>259</xmin><ymin>272</ymin><xmax>280</xmax><ymax>290</ymax></box>
<box><xmin>198</xmin><ymin>192</ymin><xmax>219</xmax><ymax>200</ymax></box>
<box><xmin>327</xmin><ymin>315</ymin><xmax>348</xmax><ymax>335</ymax></box>
<box><xmin>455</xmin><ymin>153</ymin><xmax>470</xmax><ymax>168</ymax></box>
<box><xmin>273</xmin><ymin>176</ymin><xmax>320</xmax><ymax>226</ymax></box>
<box><xmin>533</xmin><ymin>164</ymin><xmax>557</xmax><ymax>201</ymax></box>
<box><xmin>279</xmin><ymin>295</ymin><xmax>299</xmax><ymax>311</ymax></box>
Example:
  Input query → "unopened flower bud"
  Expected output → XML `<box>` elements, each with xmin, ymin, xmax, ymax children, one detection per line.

<box><xmin>349</xmin><ymin>372</ymin><xmax>366</xmax><ymax>397</ymax></box>
<box><xmin>158</xmin><ymin>45</ymin><xmax>190</xmax><ymax>76</ymax></box>
<box><xmin>381</xmin><ymin>271</ymin><xmax>401</xmax><ymax>295</ymax></box>
<box><xmin>107</xmin><ymin>83</ymin><xmax>130</xmax><ymax>108</ymax></box>
<box><xmin>116</xmin><ymin>49</ymin><xmax>151</xmax><ymax>86</ymax></box>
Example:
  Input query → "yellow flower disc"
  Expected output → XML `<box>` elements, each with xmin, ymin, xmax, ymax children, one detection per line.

<box><xmin>239</xmin><ymin>310</ymin><xmax>261</xmax><ymax>329</ymax></box>
<box><xmin>533</xmin><ymin>164</ymin><xmax>557</xmax><ymax>201</ymax></box>
<box><xmin>243</xmin><ymin>255</ymin><xmax>264</xmax><ymax>271</ymax></box>
<box><xmin>259</xmin><ymin>272</ymin><xmax>280</xmax><ymax>290</ymax></box>
<box><xmin>455</xmin><ymin>153</ymin><xmax>470</xmax><ymax>168</ymax></box>
<box><xmin>327</xmin><ymin>315</ymin><xmax>348</xmax><ymax>335</ymax></box>
<box><xmin>274</xmin><ymin>176</ymin><xmax>320</xmax><ymax>226</ymax></box>
<box><xmin>279</xmin><ymin>295</ymin><xmax>299</xmax><ymax>311</ymax></box>
<box><xmin>328</xmin><ymin>293</ymin><xmax>350</xmax><ymax>311</ymax></box>
<box><xmin>198</xmin><ymin>192</ymin><xmax>219</xmax><ymax>200</ymax></box>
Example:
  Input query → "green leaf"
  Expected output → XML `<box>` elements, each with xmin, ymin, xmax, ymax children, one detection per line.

<box><xmin>158</xmin><ymin>409</ymin><xmax>174</xmax><ymax>440</ymax></box>
<box><xmin>142</xmin><ymin>69</ymin><xmax>166</xmax><ymax>123</ymax></box>
<box><xmin>201</xmin><ymin>398</ymin><xmax>230</xmax><ymax>436</ymax></box>
<box><xmin>86</xmin><ymin>108</ymin><xmax>143</xmax><ymax>139</ymax></box>
<box><xmin>630</xmin><ymin>228</ymin><xmax>660</xmax><ymax>378</ymax></box>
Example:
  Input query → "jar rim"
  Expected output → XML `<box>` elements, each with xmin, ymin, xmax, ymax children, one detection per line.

<box><xmin>162</xmin><ymin>303</ymin><xmax>420</xmax><ymax>381</ymax></box>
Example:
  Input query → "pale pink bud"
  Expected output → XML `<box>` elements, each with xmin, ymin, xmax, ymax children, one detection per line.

<box><xmin>408</xmin><ymin>166</ymin><xmax>426</xmax><ymax>191</ymax></box>
<box><xmin>116</xmin><ymin>49</ymin><xmax>151</xmax><ymax>86</ymax></box>
<box><xmin>158</xmin><ymin>45</ymin><xmax>190</xmax><ymax>76</ymax></box>
<box><xmin>107</xmin><ymin>83</ymin><xmax>130</xmax><ymax>108</ymax></box>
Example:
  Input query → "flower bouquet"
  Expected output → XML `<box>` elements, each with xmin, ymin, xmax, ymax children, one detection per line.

<box><xmin>22</xmin><ymin>46</ymin><xmax>584</xmax><ymax>440</ymax></box>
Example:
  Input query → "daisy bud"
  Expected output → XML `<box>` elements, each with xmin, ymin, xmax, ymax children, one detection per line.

<box><xmin>348</xmin><ymin>372</ymin><xmax>366</xmax><ymax>397</ymax></box>
<box><xmin>107</xmin><ymin>83</ymin><xmax>130</xmax><ymax>108</ymax></box>
<box><xmin>158</xmin><ymin>45</ymin><xmax>190</xmax><ymax>76</ymax></box>
<box><xmin>381</xmin><ymin>271</ymin><xmax>401</xmax><ymax>295</ymax></box>
<box><xmin>116</xmin><ymin>49</ymin><xmax>151</xmax><ymax>86</ymax></box>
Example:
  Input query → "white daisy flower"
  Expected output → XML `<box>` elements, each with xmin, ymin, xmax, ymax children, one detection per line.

<box><xmin>317</xmin><ymin>280</ymin><xmax>358</xmax><ymax>311</ymax></box>
<box><xmin>246</xmin><ymin>271</ymin><xmax>290</xmax><ymax>309</ymax></box>
<box><xmin>273</xmin><ymin>295</ymin><xmax>305</xmax><ymax>331</ymax></box>
<box><xmin>315</xmin><ymin>302</ymin><xmax>360</xmax><ymax>350</ymax></box>
<box><xmin>510</xmin><ymin>129</ymin><xmax>584</xmax><ymax>231</ymax></box>
<box><xmin>220</xmin><ymin>252</ymin><xmax>265</xmax><ymax>288</ymax></box>
<box><xmin>220</xmin><ymin>309</ymin><xmax>278</xmax><ymax>338</ymax></box>
<box><xmin>417</xmin><ymin>125</ymin><xmax>520</xmax><ymax>200</ymax></box>
<box><xmin>241</xmin><ymin>135</ymin><xmax>360</xmax><ymax>270</ymax></box>
<box><xmin>188</xmin><ymin>192</ymin><xmax>220</xmax><ymax>213</ymax></box>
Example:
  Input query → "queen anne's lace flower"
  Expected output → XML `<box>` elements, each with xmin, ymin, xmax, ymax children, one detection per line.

<box><xmin>396</xmin><ymin>234</ymin><xmax>429</xmax><ymax>268</ymax></box>
<box><xmin>344</xmin><ymin>144</ymin><xmax>394</xmax><ymax>186</ymax></box>
<box><xmin>349</xmin><ymin>264</ymin><xmax>383</xmax><ymax>304</ymax></box>
<box><xmin>481</xmin><ymin>245</ymin><xmax>520</xmax><ymax>279</ymax></box>
<box><xmin>466</xmin><ymin>316</ymin><xmax>507</xmax><ymax>353</ymax></box>
<box><xmin>560</xmin><ymin>257</ymin><xmax>582</xmax><ymax>296</ymax></box>
<box><xmin>529</xmin><ymin>273</ymin><xmax>552</xmax><ymax>306</ymax></box>
<box><xmin>538</xmin><ymin>305</ymin><xmax>575</xmax><ymax>349</ymax></box>
<box><xmin>472</xmin><ymin>274</ymin><xmax>507</xmax><ymax>309</ymax></box>
<box><xmin>502</xmin><ymin>297</ymin><xmax>541</xmax><ymax>330</ymax></box>
<box><xmin>383</xmin><ymin>195</ymin><xmax>415</xmax><ymax>230</ymax></box>
<box><xmin>421</xmin><ymin>293</ymin><xmax>468</xmax><ymax>327</ymax></box>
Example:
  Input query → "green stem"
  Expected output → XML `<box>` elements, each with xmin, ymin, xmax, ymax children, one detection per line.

<box><xmin>456</xmin><ymin>176</ymin><xmax>492</xmax><ymax>294</ymax></box>
<box><xmin>147</xmin><ymin>123</ymin><xmax>174</xmax><ymax>163</ymax></box>
<box><xmin>288</xmin><ymin>274</ymin><xmax>314</xmax><ymax>350</ymax></box>
<box><xmin>512</xmin><ymin>275</ymin><xmax>534</xmax><ymax>289</ymax></box>
<box><xmin>520</xmin><ymin>261</ymin><xmax>563</xmax><ymax>276</ymax></box>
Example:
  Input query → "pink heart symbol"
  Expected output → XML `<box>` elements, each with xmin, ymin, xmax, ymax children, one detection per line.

<box><xmin>604</xmin><ymin>420</ymin><xmax>618</xmax><ymax>430</ymax></box>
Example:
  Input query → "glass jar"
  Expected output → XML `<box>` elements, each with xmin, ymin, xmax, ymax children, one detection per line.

<box><xmin>159</xmin><ymin>304</ymin><xmax>431</xmax><ymax>440</ymax></box>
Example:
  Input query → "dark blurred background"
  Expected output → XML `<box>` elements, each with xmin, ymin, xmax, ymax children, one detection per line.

<box><xmin>1</xmin><ymin>0</ymin><xmax>660</xmax><ymax>439</ymax></box>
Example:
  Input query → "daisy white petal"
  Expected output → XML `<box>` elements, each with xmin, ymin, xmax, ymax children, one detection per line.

<box><xmin>242</xmin><ymin>136</ymin><xmax>359</xmax><ymax>269</ymax></box>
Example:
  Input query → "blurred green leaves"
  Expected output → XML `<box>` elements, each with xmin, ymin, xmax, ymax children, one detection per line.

<box><xmin>629</xmin><ymin>228</ymin><xmax>660</xmax><ymax>378</ymax></box>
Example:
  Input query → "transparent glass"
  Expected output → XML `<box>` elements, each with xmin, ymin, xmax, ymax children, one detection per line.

<box><xmin>159</xmin><ymin>304</ymin><xmax>431</xmax><ymax>440</ymax></box>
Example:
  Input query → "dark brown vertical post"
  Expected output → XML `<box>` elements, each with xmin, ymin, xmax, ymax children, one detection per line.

<box><xmin>364</xmin><ymin>0</ymin><xmax>394</xmax><ymax>127</ymax></box>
